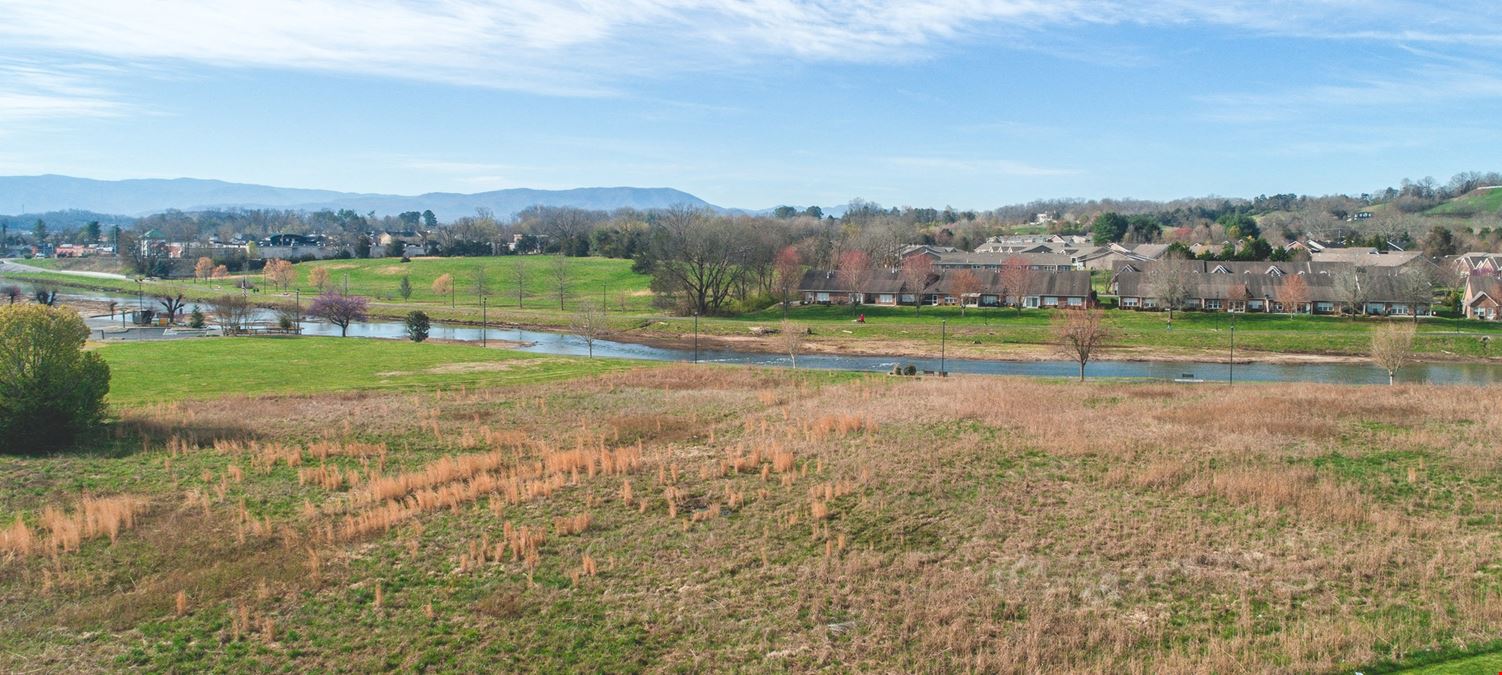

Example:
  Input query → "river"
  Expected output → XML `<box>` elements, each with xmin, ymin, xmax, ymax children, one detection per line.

<box><xmin>56</xmin><ymin>287</ymin><xmax>1502</xmax><ymax>386</ymax></box>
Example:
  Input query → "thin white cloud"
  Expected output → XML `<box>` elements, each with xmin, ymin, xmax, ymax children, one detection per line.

<box><xmin>1197</xmin><ymin>62</ymin><xmax>1502</xmax><ymax>122</ymax></box>
<box><xmin>2</xmin><ymin>1</ymin><xmax>1498</xmax><ymax>96</ymax></box>
<box><xmin>886</xmin><ymin>156</ymin><xmax>1079</xmax><ymax>177</ymax></box>
<box><xmin>0</xmin><ymin>59</ymin><xmax>133</xmax><ymax>124</ymax></box>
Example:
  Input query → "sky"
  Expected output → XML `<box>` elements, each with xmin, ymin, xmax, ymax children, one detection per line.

<box><xmin>1</xmin><ymin>0</ymin><xmax>1500</xmax><ymax>211</ymax></box>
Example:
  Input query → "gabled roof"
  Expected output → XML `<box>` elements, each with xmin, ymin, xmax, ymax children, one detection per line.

<box><xmin>1310</xmin><ymin>249</ymin><xmax>1422</xmax><ymax>268</ymax></box>
<box><xmin>1465</xmin><ymin>276</ymin><xmax>1502</xmax><ymax>306</ymax></box>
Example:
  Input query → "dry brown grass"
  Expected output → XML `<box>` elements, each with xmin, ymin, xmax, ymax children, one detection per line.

<box><xmin>8</xmin><ymin>366</ymin><xmax>1502</xmax><ymax>672</ymax></box>
<box><xmin>1</xmin><ymin>495</ymin><xmax>150</xmax><ymax>560</ymax></box>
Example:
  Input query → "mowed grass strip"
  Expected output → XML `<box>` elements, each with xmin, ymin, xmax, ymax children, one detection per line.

<box><xmin>97</xmin><ymin>336</ymin><xmax>638</xmax><ymax>404</ymax></box>
<box><xmin>253</xmin><ymin>256</ymin><xmax>654</xmax><ymax>310</ymax></box>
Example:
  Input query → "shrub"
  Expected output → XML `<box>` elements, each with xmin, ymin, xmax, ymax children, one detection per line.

<box><xmin>188</xmin><ymin>307</ymin><xmax>205</xmax><ymax>328</ymax></box>
<box><xmin>0</xmin><ymin>305</ymin><xmax>110</xmax><ymax>453</ymax></box>
<box><xmin>406</xmin><ymin>311</ymin><xmax>431</xmax><ymax>343</ymax></box>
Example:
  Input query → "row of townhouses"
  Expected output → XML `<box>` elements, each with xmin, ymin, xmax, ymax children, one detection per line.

<box><xmin>798</xmin><ymin>268</ymin><xmax>1093</xmax><ymax>309</ymax></box>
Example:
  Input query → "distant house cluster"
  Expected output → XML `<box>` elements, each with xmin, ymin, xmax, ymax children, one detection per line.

<box><xmin>799</xmin><ymin>267</ymin><xmax>1093</xmax><ymax>309</ymax></box>
<box><xmin>908</xmin><ymin>235</ymin><xmax>1172</xmax><ymax>272</ymax></box>
<box><xmin>53</xmin><ymin>243</ymin><xmax>116</xmax><ymax>257</ymax></box>
<box><xmin>1111</xmin><ymin>259</ymin><xmax>1435</xmax><ymax>316</ymax></box>
<box><xmin>134</xmin><ymin>229</ymin><xmax>433</xmax><ymax>261</ymax></box>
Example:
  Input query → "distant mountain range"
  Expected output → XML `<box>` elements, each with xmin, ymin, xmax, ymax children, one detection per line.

<box><xmin>0</xmin><ymin>175</ymin><xmax>737</xmax><ymax>222</ymax></box>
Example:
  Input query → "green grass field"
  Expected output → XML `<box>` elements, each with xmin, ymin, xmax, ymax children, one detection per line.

<box><xmin>261</xmin><ymin>256</ymin><xmax>653</xmax><ymax>311</ymax></box>
<box><xmin>1428</xmin><ymin>188</ymin><xmax>1502</xmax><ymax>216</ymax></box>
<box><xmin>98</xmin><ymin>336</ymin><xmax>639</xmax><ymax>404</ymax></box>
<box><xmin>5</xmin><ymin>339</ymin><xmax>1502</xmax><ymax>671</ymax></box>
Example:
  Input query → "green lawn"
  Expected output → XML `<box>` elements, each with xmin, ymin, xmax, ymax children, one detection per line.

<box><xmin>98</xmin><ymin>336</ymin><xmax>638</xmax><ymax>404</ymax></box>
<box><xmin>259</xmin><ymin>256</ymin><xmax>652</xmax><ymax>311</ymax></box>
<box><xmin>734</xmin><ymin>302</ymin><xmax>1502</xmax><ymax>357</ymax></box>
<box><xmin>1428</xmin><ymin>188</ymin><xmax>1502</xmax><ymax>216</ymax></box>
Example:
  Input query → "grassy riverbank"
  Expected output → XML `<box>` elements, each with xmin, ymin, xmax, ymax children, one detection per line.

<box><xmin>2</xmin><ymin>337</ymin><xmax>1501</xmax><ymax>671</ymax></box>
<box><xmin>9</xmin><ymin>257</ymin><xmax>1502</xmax><ymax>361</ymax></box>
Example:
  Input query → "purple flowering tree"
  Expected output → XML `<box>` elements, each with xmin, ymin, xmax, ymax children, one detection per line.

<box><xmin>307</xmin><ymin>291</ymin><xmax>368</xmax><ymax>337</ymax></box>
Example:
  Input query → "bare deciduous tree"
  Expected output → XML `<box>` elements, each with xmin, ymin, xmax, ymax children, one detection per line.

<box><xmin>773</xmin><ymin>246</ymin><xmax>802</xmax><ymax>317</ymax></box>
<box><xmin>1053</xmin><ymin>307</ymin><xmax>1111</xmax><ymax>382</ymax></box>
<box><xmin>156</xmin><ymin>289</ymin><xmax>187</xmax><ymax>324</ymax></box>
<box><xmin>1276</xmin><ymin>274</ymin><xmax>1310</xmax><ymax>316</ymax></box>
<box><xmin>209</xmin><ymin>295</ymin><xmax>253</xmax><ymax>335</ymax></box>
<box><xmin>900</xmin><ymin>255</ymin><xmax>933</xmax><ymax>315</ymax></box>
<box><xmin>512</xmin><ymin>255</ymin><xmax>527</xmax><ymax>308</ymax></box>
<box><xmin>644</xmin><ymin>206</ymin><xmax>747</xmax><ymax>315</ymax></box>
<box><xmin>1395</xmin><ymin>267</ymin><xmax>1434</xmax><ymax>322</ymax></box>
<box><xmin>999</xmin><ymin>257</ymin><xmax>1033</xmax><ymax>314</ymax></box>
<box><xmin>781</xmin><ymin>319</ymin><xmax>804</xmax><ymax>368</ymax></box>
<box><xmin>1370</xmin><ymin>322</ymin><xmax>1416</xmax><ymax>385</ymax></box>
<box><xmin>569</xmin><ymin>303</ymin><xmax>608</xmax><ymax>358</ymax></box>
<box><xmin>552</xmin><ymin>255</ymin><xmax>569</xmax><ymax>310</ymax></box>
<box><xmin>1148</xmin><ymin>253</ymin><xmax>1195</xmax><ymax>323</ymax></box>
<box><xmin>949</xmin><ymin>269</ymin><xmax>981</xmax><ymax>316</ymax></box>
<box><xmin>835</xmin><ymin>249</ymin><xmax>873</xmax><ymax>313</ymax></box>
<box><xmin>1334</xmin><ymin>267</ymin><xmax>1367</xmax><ymax>316</ymax></box>
<box><xmin>472</xmin><ymin>265</ymin><xmax>490</xmax><ymax>300</ymax></box>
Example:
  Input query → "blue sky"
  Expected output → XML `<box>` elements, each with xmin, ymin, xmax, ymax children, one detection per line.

<box><xmin>1</xmin><ymin>1</ymin><xmax>1500</xmax><ymax>210</ymax></box>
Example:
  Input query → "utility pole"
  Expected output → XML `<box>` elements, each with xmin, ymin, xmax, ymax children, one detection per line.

<box><xmin>693</xmin><ymin>312</ymin><xmax>699</xmax><ymax>364</ymax></box>
<box><xmin>481</xmin><ymin>296</ymin><xmax>487</xmax><ymax>347</ymax></box>
<box><xmin>295</xmin><ymin>289</ymin><xmax>301</xmax><ymax>333</ymax></box>
<box><xmin>940</xmin><ymin>319</ymin><xmax>947</xmax><ymax>376</ymax></box>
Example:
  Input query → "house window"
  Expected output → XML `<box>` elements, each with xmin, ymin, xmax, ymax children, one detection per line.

<box><xmin>816</xmin><ymin>292</ymin><xmax>830</xmax><ymax>303</ymax></box>
<box><xmin>1067</xmin><ymin>297</ymin><xmax>1083</xmax><ymax>307</ymax></box>
<box><xmin>1042</xmin><ymin>297</ymin><xmax>1059</xmax><ymax>307</ymax></box>
<box><xmin>1121</xmin><ymin>297</ymin><xmax>1139</xmax><ymax>308</ymax></box>
<box><xmin>1315</xmin><ymin>302</ymin><xmax>1333</xmax><ymax>313</ymax></box>
<box><xmin>1205</xmin><ymin>299</ymin><xmax>1222</xmax><ymax>310</ymax></box>
<box><xmin>1393</xmin><ymin>304</ymin><xmax>1410</xmax><ymax>316</ymax></box>
<box><xmin>1248</xmin><ymin>300</ymin><xmax>1264</xmax><ymax>310</ymax></box>
<box><xmin>1142</xmin><ymin>298</ymin><xmax>1157</xmax><ymax>309</ymax></box>
<box><xmin>1025</xmin><ymin>297</ymin><xmax>1041</xmax><ymax>308</ymax></box>
<box><xmin>878</xmin><ymin>294</ymin><xmax>895</xmax><ymax>304</ymax></box>
<box><xmin>900</xmin><ymin>293</ymin><xmax>916</xmax><ymax>304</ymax></box>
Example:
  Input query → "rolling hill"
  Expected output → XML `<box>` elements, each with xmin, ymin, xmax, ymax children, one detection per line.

<box><xmin>1427</xmin><ymin>186</ymin><xmax>1502</xmax><ymax>217</ymax></box>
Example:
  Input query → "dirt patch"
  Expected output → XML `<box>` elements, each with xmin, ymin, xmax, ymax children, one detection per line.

<box><xmin>378</xmin><ymin>361</ymin><xmax>527</xmax><ymax>377</ymax></box>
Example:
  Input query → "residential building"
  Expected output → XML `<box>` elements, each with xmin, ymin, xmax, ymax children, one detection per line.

<box><xmin>797</xmin><ymin>268</ymin><xmax>1091</xmax><ymax>309</ymax></box>
<box><xmin>1464</xmin><ymin>276</ymin><xmax>1502</xmax><ymax>320</ymax></box>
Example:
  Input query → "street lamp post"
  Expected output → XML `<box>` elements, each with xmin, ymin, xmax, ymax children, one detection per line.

<box><xmin>295</xmin><ymin>289</ymin><xmax>301</xmax><ymax>333</ymax></box>
<box><xmin>940</xmin><ymin>319</ymin><xmax>947</xmax><ymax>376</ymax></box>
<box><xmin>1229</xmin><ymin>312</ymin><xmax>1237</xmax><ymax>385</ymax></box>
<box><xmin>693</xmin><ymin>312</ymin><xmax>699</xmax><ymax>364</ymax></box>
<box><xmin>481</xmin><ymin>296</ymin><xmax>487</xmax><ymax>347</ymax></box>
